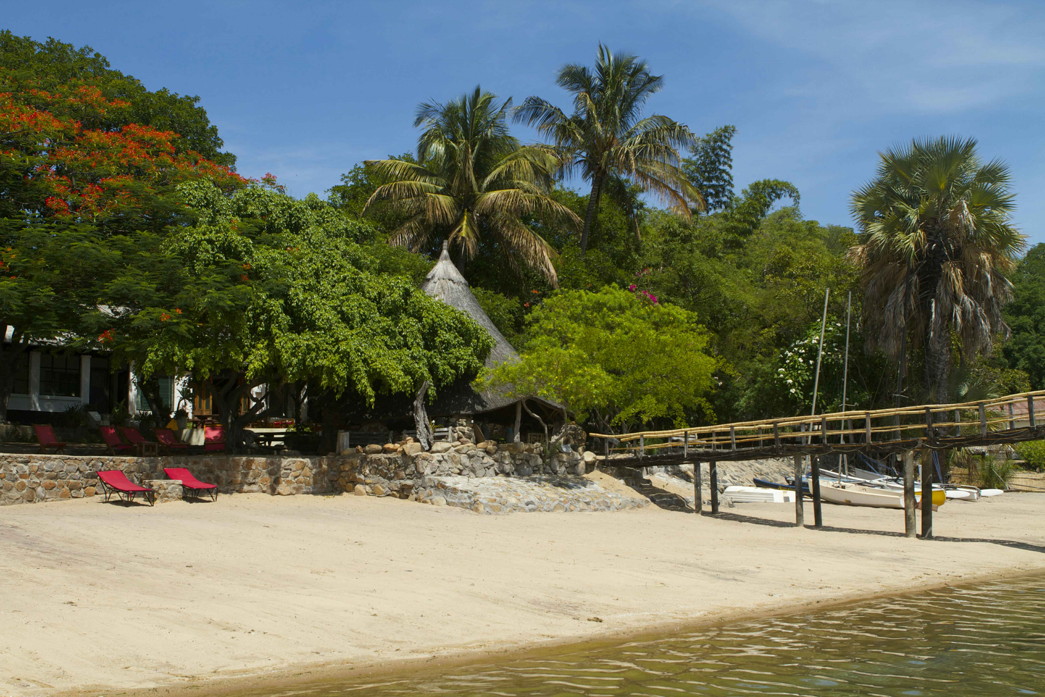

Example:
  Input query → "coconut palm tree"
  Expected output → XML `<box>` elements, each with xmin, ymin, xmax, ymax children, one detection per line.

<box><xmin>850</xmin><ymin>136</ymin><xmax>1024</xmax><ymax>403</ymax></box>
<box><xmin>364</xmin><ymin>87</ymin><xmax>579</xmax><ymax>286</ymax></box>
<box><xmin>515</xmin><ymin>44</ymin><xmax>702</xmax><ymax>253</ymax></box>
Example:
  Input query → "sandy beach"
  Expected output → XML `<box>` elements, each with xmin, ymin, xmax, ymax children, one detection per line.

<box><xmin>2</xmin><ymin>474</ymin><xmax>1043</xmax><ymax>697</ymax></box>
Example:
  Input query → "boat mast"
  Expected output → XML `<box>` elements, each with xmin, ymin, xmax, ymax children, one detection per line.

<box><xmin>840</xmin><ymin>291</ymin><xmax>852</xmax><ymax>479</ymax></box>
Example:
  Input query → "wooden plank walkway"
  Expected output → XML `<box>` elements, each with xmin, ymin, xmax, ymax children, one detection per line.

<box><xmin>589</xmin><ymin>390</ymin><xmax>1045</xmax><ymax>538</ymax></box>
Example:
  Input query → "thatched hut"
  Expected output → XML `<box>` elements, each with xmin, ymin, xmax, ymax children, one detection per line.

<box><xmin>421</xmin><ymin>246</ymin><xmax>564</xmax><ymax>441</ymax></box>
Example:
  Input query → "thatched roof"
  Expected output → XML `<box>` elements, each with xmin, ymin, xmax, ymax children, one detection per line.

<box><xmin>421</xmin><ymin>245</ymin><xmax>519</xmax><ymax>369</ymax></box>
<box><xmin>422</xmin><ymin>246</ymin><xmax>561</xmax><ymax>419</ymax></box>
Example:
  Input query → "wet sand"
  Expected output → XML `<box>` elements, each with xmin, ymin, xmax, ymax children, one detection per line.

<box><xmin>2</xmin><ymin>475</ymin><xmax>1043</xmax><ymax>697</ymax></box>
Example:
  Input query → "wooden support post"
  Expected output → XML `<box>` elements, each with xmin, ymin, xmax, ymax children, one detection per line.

<box><xmin>920</xmin><ymin>451</ymin><xmax>934</xmax><ymax>539</ymax></box>
<box><xmin>693</xmin><ymin>460</ymin><xmax>703</xmax><ymax>514</ymax></box>
<box><xmin>978</xmin><ymin>404</ymin><xmax>988</xmax><ymax>437</ymax></box>
<box><xmin>682</xmin><ymin>430</ymin><xmax>688</xmax><ymax>458</ymax></box>
<box><xmin>774</xmin><ymin>422</ymin><xmax>781</xmax><ymax>448</ymax></box>
<box><xmin>1029</xmin><ymin>395</ymin><xmax>1037</xmax><ymax>429</ymax></box>
<box><xmin>810</xmin><ymin>455</ymin><xmax>823</xmax><ymax>528</ymax></box>
<box><xmin>1008</xmin><ymin>403</ymin><xmax>1016</xmax><ymax>431</ymax></box>
<box><xmin>865</xmin><ymin>412</ymin><xmax>872</xmax><ymax>444</ymax></box>
<box><xmin>709</xmin><ymin>461</ymin><xmax>719</xmax><ymax>514</ymax></box>
<box><xmin>793</xmin><ymin>455</ymin><xmax>804</xmax><ymax>527</ymax></box>
<box><xmin>820</xmin><ymin>416</ymin><xmax>828</xmax><ymax>445</ymax></box>
<box><xmin>903</xmin><ymin>451</ymin><xmax>916</xmax><ymax>538</ymax></box>
<box><xmin>730</xmin><ymin>426</ymin><xmax>736</xmax><ymax>451</ymax></box>
<box><xmin>639</xmin><ymin>435</ymin><xmax>645</xmax><ymax>458</ymax></box>
<box><xmin>953</xmin><ymin>409</ymin><xmax>961</xmax><ymax>437</ymax></box>
<box><xmin>602</xmin><ymin>437</ymin><xmax>609</xmax><ymax>457</ymax></box>
<box><xmin>924</xmin><ymin>407</ymin><xmax>934</xmax><ymax>439</ymax></box>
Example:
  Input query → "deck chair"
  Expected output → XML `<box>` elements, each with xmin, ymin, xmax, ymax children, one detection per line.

<box><xmin>96</xmin><ymin>470</ymin><xmax>155</xmax><ymax>505</ymax></box>
<box><xmin>203</xmin><ymin>425</ymin><xmax>226</xmax><ymax>452</ymax></box>
<box><xmin>117</xmin><ymin>426</ymin><xmax>158</xmax><ymax>456</ymax></box>
<box><xmin>99</xmin><ymin>426</ymin><xmax>134</xmax><ymax>455</ymax></box>
<box><xmin>154</xmin><ymin>428</ymin><xmax>189</xmax><ymax>453</ymax></box>
<box><xmin>164</xmin><ymin>467</ymin><xmax>218</xmax><ymax>501</ymax></box>
<box><xmin>33</xmin><ymin>424</ymin><xmax>66</xmax><ymax>453</ymax></box>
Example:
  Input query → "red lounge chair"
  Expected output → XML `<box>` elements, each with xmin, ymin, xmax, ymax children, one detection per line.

<box><xmin>203</xmin><ymin>425</ymin><xmax>226</xmax><ymax>452</ymax></box>
<box><xmin>96</xmin><ymin>470</ymin><xmax>155</xmax><ymax>505</ymax></box>
<box><xmin>154</xmin><ymin>428</ymin><xmax>189</xmax><ymax>453</ymax></box>
<box><xmin>33</xmin><ymin>424</ymin><xmax>66</xmax><ymax>453</ymax></box>
<box><xmin>118</xmin><ymin>426</ymin><xmax>158</xmax><ymax>456</ymax></box>
<box><xmin>164</xmin><ymin>467</ymin><xmax>218</xmax><ymax>501</ymax></box>
<box><xmin>99</xmin><ymin>426</ymin><xmax>134</xmax><ymax>455</ymax></box>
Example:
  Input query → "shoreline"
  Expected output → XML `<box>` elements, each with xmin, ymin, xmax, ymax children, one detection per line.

<box><xmin>67</xmin><ymin>567</ymin><xmax>1045</xmax><ymax>697</ymax></box>
<box><xmin>3</xmin><ymin>482</ymin><xmax>1043</xmax><ymax>697</ymax></box>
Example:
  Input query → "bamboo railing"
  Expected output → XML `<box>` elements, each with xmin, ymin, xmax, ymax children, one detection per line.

<box><xmin>589</xmin><ymin>390</ymin><xmax>1045</xmax><ymax>462</ymax></box>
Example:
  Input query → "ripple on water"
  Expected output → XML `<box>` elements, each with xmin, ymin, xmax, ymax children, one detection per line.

<box><xmin>236</xmin><ymin>575</ymin><xmax>1045</xmax><ymax>697</ymax></box>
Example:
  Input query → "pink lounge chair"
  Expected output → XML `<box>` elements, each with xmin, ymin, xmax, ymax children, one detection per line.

<box><xmin>154</xmin><ymin>428</ymin><xmax>189</xmax><ymax>453</ymax></box>
<box><xmin>99</xmin><ymin>426</ymin><xmax>134</xmax><ymax>455</ymax></box>
<box><xmin>33</xmin><ymin>424</ymin><xmax>66</xmax><ymax>453</ymax></box>
<box><xmin>96</xmin><ymin>470</ymin><xmax>155</xmax><ymax>505</ymax></box>
<box><xmin>118</xmin><ymin>426</ymin><xmax>158</xmax><ymax>456</ymax></box>
<box><xmin>164</xmin><ymin>467</ymin><xmax>218</xmax><ymax>501</ymax></box>
<box><xmin>203</xmin><ymin>425</ymin><xmax>226</xmax><ymax>452</ymax></box>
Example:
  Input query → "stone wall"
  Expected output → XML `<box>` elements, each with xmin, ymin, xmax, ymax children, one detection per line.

<box><xmin>0</xmin><ymin>441</ymin><xmax>585</xmax><ymax>507</ymax></box>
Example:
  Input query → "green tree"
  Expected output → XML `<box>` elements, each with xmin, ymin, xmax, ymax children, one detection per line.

<box><xmin>484</xmin><ymin>286</ymin><xmax>717</xmax><ymax>432</ymax></box>
<box><xmin>111</xmin><ymin>181</ymin><xmax>493</xmax><ymax>449</ymax></box>
<box><xmin>1003</xmin><ymin>243</ymin><xmax>1045</xmax><ymax>389</ymax></box>
<box><xmin>364</xmin><ymin>87</ymin><xmax>579</xmax><ymax>286</ymax></box>
<box><xmin>516</xmin><ymin>44</ymin><xmax>702</xmax><ymax>253</ymax></box>
<box><xmin>684</xmin><ymin>125</ymin><xmax>736</xmax><ymax>213</ymax></box>
<box><xmin>850</xmin><ymin>136</ymin><xmax>1023</xmax><ymax>403</ymax></box>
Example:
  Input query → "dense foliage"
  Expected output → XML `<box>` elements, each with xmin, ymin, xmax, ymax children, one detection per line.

<box><xmin>6</xmin><ymin>33</ymin><xmax>1040</xmax><ymax>447</ymax></box>
<box><xmin>483</xmin><ymin>286</ymin><xmax>717</xmax><ymax>432</ymax></box>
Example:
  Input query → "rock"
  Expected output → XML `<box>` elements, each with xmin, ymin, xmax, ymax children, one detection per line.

<box><xmin>371</xmin><ymin>483</ymin><xmax>387</xmax><ymax>496</ymax></box>
<box><xmin>430</xmin><ymin>496</ymin><xmax>446</xmax><ymax>506</ymax></box>
<box><xmin>364</xmin><ymin>444</ymin><xmax>384</xmax><ymax>455</ymax></box>
<box><xmin>353</xmin><ymin>484</ymin><xmax>367</xmax><ymax>496</ymax></box>
<box><xmin>382</xmin><ymin>443</ymin><xmax>401</xmax><ymax>454</ymax></box>
<box><xmin>583</xmin><ymin>450</ymin><xmax>598</xmax><ymax>463</ymax></box>
<box><xmin>430</xmin><ymin>442</ymin><xmax>452</xmax><ymax>454</ymax></box>
<box><xmin>403</xmin><ymin>442</ymin><xmax>423</xmax><ymax>456</ymax></box>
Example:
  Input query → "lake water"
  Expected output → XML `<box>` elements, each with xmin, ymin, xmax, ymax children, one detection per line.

<box><xmin>241</xmin><ymin>573</ymin><xmax>1045</xmax><ymax>696</ymax></box>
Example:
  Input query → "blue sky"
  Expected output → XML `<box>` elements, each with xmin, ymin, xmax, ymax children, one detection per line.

<box><xmin>7</xmin><ymin>0</ymin><xmax>1045</xmax><ymax>245</ymax></box>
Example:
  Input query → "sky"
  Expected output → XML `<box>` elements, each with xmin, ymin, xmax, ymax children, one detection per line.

<box><xmin>6</xmin><ymin>0</ymin><xmax>1045</xmax><ymax>246</ymax></box>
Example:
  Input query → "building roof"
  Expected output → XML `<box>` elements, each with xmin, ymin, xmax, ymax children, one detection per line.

<box><xmin>421</xmin><ymin>245</ymin><xmax>561</xmax><ymax>418</ymax></box>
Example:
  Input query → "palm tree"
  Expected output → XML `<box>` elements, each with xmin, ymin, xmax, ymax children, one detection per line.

<box><xmin>364</xmin><ymin>87</ymin><xmax>579</xmax><ymax>286</ymax></box>
<box><xmin>850</xmin><ymin>136</ymin><xmax>1024</xmax><ymax>403</ymax></box>
<box><xmin>515</xmin><ymin>44</ymin><xmax>702</xmax><ymax>253</ymax></box>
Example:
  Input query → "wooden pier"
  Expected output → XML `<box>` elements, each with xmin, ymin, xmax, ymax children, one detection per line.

<box><xmin>590</xmin><ymin>390</ymin><xmax>1045</xmax><ymax>538</ymax></box>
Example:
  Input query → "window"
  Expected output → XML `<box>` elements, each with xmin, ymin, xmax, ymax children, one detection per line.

<box><xmin>135</xmin><ymin>376</ymin><xmax>174</xmax><ymax>413</ymax></box>
<box><xmin>11</xmin><ymin>353</ymin><xmax>30</xmax><ymax>395</ymax></box>
<box><xmin>39</xmin><ymin>353</ymin><xmax>81</xmax><ymax>397</ymax></box>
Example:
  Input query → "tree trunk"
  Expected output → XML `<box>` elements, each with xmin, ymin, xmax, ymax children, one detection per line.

<box><xmin>412</xmin><ymin>380</ymin><xmax>433</xmax><ymax>451</ymax></box>
<box><xmin>580</xmin><ymin>174</ymin><xmax>604</xmax><ymax>254</ymax></box>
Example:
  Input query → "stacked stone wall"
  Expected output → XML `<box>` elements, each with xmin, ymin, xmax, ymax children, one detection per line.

<box><xmin>0</xmin><ymin>442</ymin><xmax>585</xmax><ymax>506</ymax></box>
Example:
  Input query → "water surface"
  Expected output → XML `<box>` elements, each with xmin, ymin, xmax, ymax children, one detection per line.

<box><xmin>240</xmin><ymin>574</ymin><xmax>1045</xmax><ymax>696</ymax></box>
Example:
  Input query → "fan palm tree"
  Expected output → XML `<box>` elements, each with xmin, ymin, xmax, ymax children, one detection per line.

<box><xmin>364</xmin><ymin>87</ymin><xmax>579</xmax><ymax>286</ymax></box>
<box><xmin>515</xmin><ymin>44</ymin><xmax>702</xmax><ymax>253</ymax></box>
<box><xmin>850</xmin><ymin>136</ymin><xmax>1024</xmax><ymax>403</ymax></box>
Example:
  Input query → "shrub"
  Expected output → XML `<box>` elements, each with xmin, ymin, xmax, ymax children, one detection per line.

<box><xmin>1014</xmin><ymin>440</ymin><xmax>1045</xmax><ymax>472</ymax></box>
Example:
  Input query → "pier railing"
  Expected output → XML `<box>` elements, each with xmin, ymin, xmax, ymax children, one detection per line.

<box><xmin>589</xmin><ymin>390</ymin><xmax>1045</xmax><ymax>462</ymax></box>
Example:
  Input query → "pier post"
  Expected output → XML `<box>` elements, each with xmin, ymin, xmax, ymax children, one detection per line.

<box><xmin>693</xmin><ymin>460</ymin><xmax>702</xmax><ymax>514</ymax></box>
<box><xmin>903</xmin><ymin>451</ymin><xmax>916</xmax><ymax>538</ymax></box>
<box><xmin>792</xmin><ymin>455</ymin><xmax>804</xmax><ymax>527</ymax></box>
<box><xmin>810</xmin><ymin>455</ymin><xmax>823</xmax><ymax>528</ymax></box>
<box><xmin>709</xmin><ymin>461</ymin><xmax>719</xmax><ymax>514</ymax></box>
<box><xmin>920</xmin><ymin>450</ymin><xmax>934</xmax><ymax>539</ymax></box>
